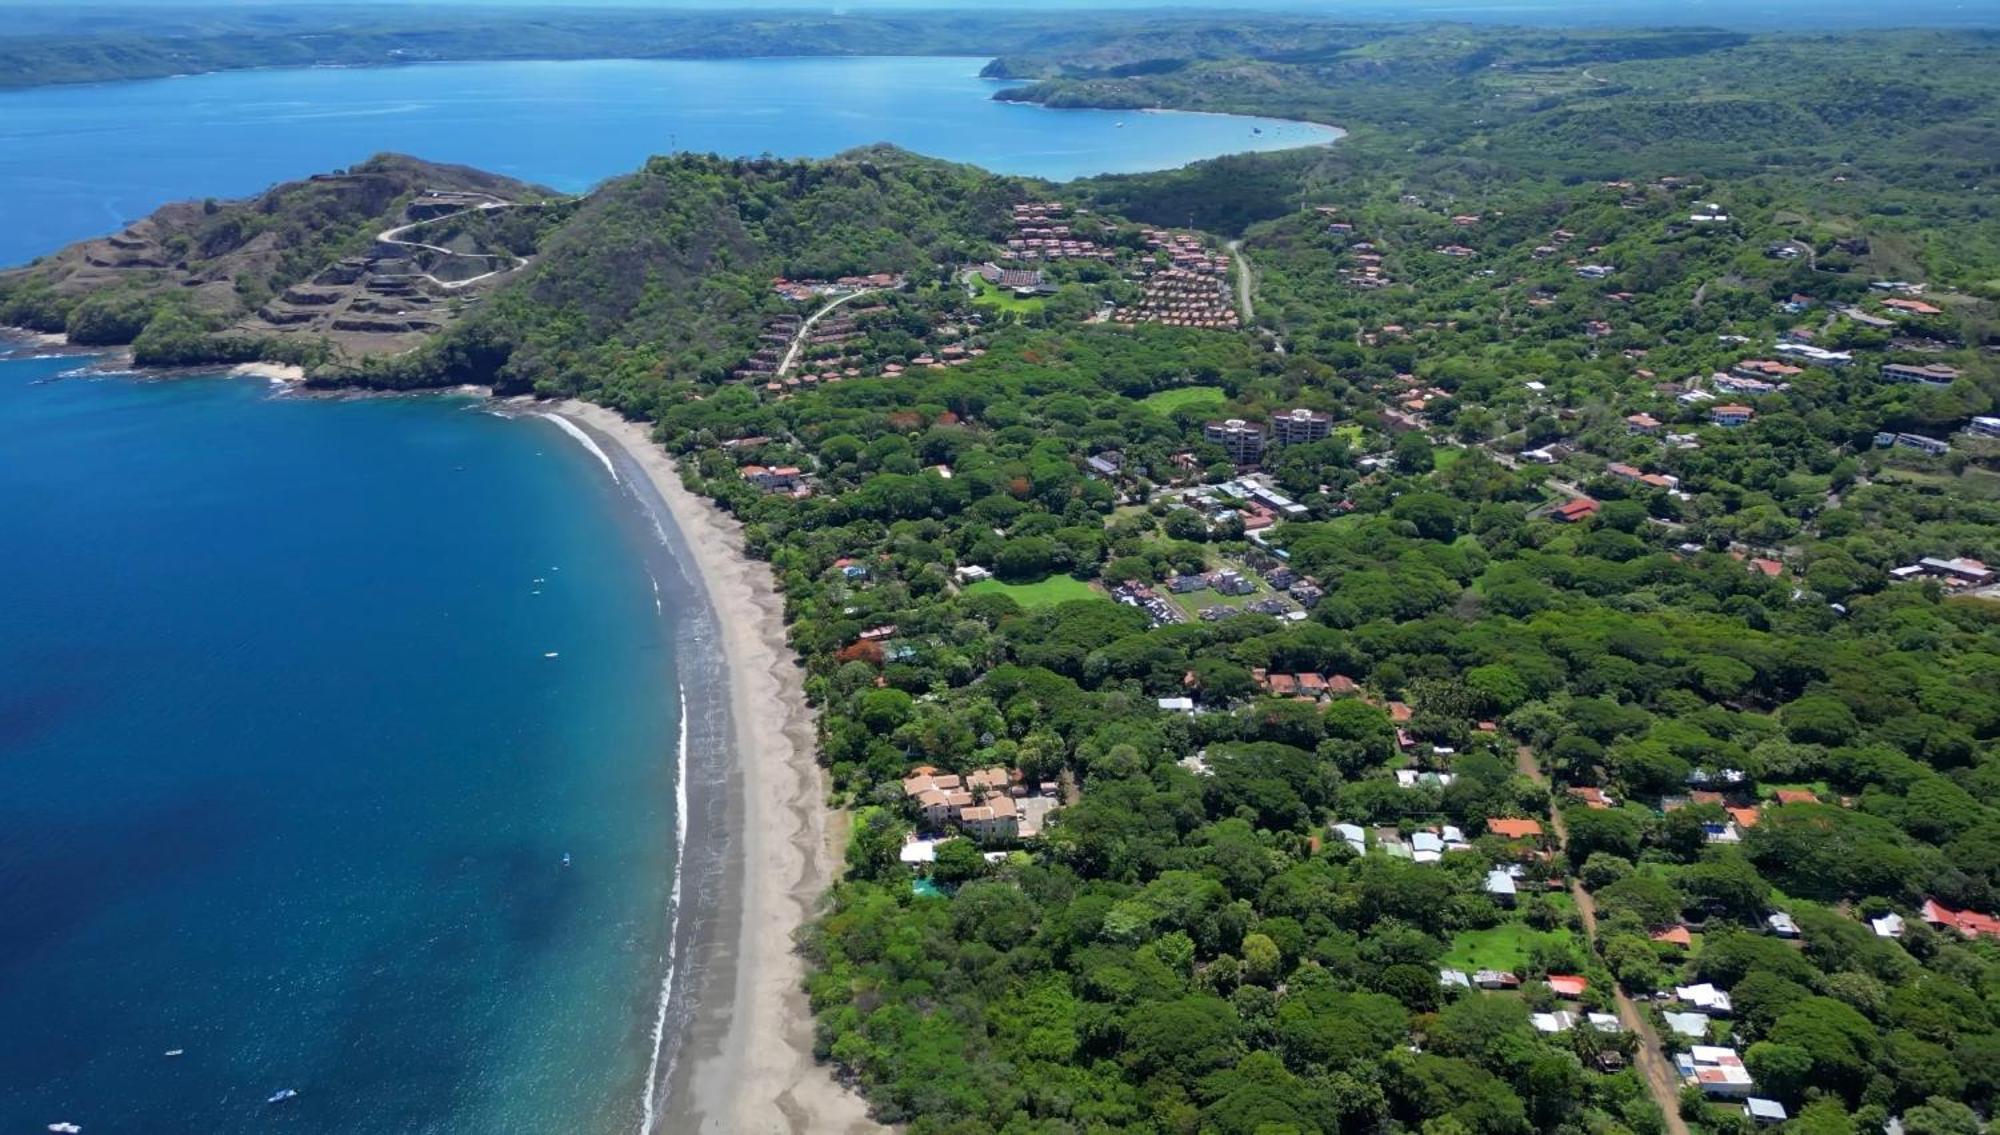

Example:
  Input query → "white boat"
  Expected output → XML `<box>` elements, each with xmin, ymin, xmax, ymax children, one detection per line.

<box><xmin>267</xmin><ymin>1089</ymin><xmax>298</xmax><ymax>1104</ymax></box>
<box><xmin>561</xmin><ymin>852</ymin><xmax>572</xmax><ymax>868</ymax></box>
<box><xmin>164</xmin><ymin>1049</ymin><xmax>184</xmax><ymax>1057</ymax></box>
<box><xmin>49</xmin><ymin>1123</ymin><xmax>82</xmax><ymax>1134</ymax></box>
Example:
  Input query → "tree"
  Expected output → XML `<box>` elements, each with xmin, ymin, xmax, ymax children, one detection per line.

<box><xmin>1123</xmin><ymin>995</ymin><xmax>1244</xmax><ymax>1083</ymax></box>
<box><xmin>1243</xmin><ymin>932</ymin><xmax>1284</xmax><ymax>987</ymax></box>
<box><xmin>1900</xmin><ymin>1097</ymin><xmax>1981</xmax><ymax>1135</ymax></box>
<box><xmin>930</xmin><ymin>837</ymin><xmax>986</xmax><ymax>886</ymax></box>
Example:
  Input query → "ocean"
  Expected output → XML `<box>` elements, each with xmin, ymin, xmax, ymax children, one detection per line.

<box><xmin>0</xmin><ymin>55</ymin><xmax>1327</xmax><ymax>1133</ymax></box>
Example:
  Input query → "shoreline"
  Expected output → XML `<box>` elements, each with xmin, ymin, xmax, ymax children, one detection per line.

<box><xmin>546</xmin><ymin>401</ymin><xmax>876</xmax><ymax>1135</ymax></box>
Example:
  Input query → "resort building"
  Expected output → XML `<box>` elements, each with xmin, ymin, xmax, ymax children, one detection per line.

<box><xmin>1271</xmin><ymin>407</ymin><xmax>1335</xmax><ymax>446</ymax></box>
<box><xmin>1203</xmin><ymin>418</ymin><xmax>1268</xmax><ymax>465</ymax></box>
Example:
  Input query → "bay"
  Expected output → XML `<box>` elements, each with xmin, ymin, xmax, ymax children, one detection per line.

<box><xmin>0</xmin><ymin>55</ymin><xmax>1341</xmax><ymax>266</ymax></box>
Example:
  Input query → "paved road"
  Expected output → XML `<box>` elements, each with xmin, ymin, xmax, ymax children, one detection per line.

<box><xmin>1227</xmin><ymin>239</ymin><xmax>1256</xmax><ymax>321</ymax></box>
<box><xmin>1517</xmin><ymin>745</ymin><xmax>1693</xmax><ymax>1135</ymax></box>
<box><xmin>375</xmin><ymin>199</ymin><xmax>530</xmax><ymax>291</ymax></box>
<box><xmin>777</xmin><ymin>288</ymin><xmax>885</xmax><ymax>378</ymax></box>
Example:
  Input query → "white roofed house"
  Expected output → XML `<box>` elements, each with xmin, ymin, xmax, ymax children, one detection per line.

<box><xmin>1485</xmin><ymin>867</ymin><xmax>1520</xmax><ymax>906</ymax></box>
<box><xmin>1676</xmin><ymin>983</ymin><xmax>1734</xmax><ymax>1016</ymax></box>
<box><xmin>1331</xmin><ymin>822</ymin><xmax>1367</xmax><ymax>855</ymax></box>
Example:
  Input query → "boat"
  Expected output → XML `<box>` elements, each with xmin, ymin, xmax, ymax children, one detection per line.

<box><xmin>1115</xmin><ymin>121</ymin><xmax>1125</xmax><ymax>128</ymax></box>
<box><xmin>561</xmin><ymin>852</ymin><xmax>572</xmax><ymax>868</ymax></box>
<box><xmin>267</xmin><ymin>1089</ymin><xmax>298</xmax><ymax>1104</ymax></box>
<box><xmin>49</xmin><ymin>1124</ymin><xmax>82</xmax><ymax>1134</ymax></box>
<box><xmin>164</xmin><ymin>1049</ymin><xmax>184</xmax><ymax>1057</ymax></box>
<box><xmin>544</xmin><ymin>651</ymin><xmax>559</xmax><ymax>659</ymax></box>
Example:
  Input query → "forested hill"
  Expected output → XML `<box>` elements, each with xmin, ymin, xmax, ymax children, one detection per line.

<box><xmin>0</xmin><ymin>154</ymin><xmax>556</xmax><ymax>365</ymax></box>
<box><xmin>380</xmin><ymin>149</ymin><xmax>1031</xmax><ymax>407</ymax></box>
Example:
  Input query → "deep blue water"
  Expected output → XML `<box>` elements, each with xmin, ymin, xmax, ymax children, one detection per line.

<box><xmin>0</xmin><ymin>55</ymin><xmax>1340</xmax><ymax>265</ymax></box>
<box><xmin>0</xmin><ymin>358</ymin><xmax>681</xmax><ymax>1132</ymax></box>
<box><xmin>0</xmin><ymin>54</ymin><xmax>1331</xmax><ymax>1133</ymax></box>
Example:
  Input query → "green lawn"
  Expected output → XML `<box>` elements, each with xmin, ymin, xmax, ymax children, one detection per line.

<box><xmin>1433</xmin><ymin>447</ymin><xmax>1467</xmax><ymax>470</ymax></box>
<box><xmin>1141</xmin><ymin>385</ymin><xmax>1229</xmax><ymax>414</ymax></box>
<box><xmin>964</xmin><ymin>576</ymin><xmax>1106</xmax><ymax>607</ymax></box>
<box><xmin>1442</xmin><ymin>921</ymin><xmax>1577</xmax><ymax>973</ymax></box>
<box><xmin>969</xmin><ymin>274</ymin><xmax>1049</xmax><ymax>314</ymax></box>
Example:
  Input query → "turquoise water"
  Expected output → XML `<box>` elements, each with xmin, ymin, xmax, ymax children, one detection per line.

<box><xmin>0</xmin><ymin>55</ymin><xmax>1340</xmax><ymax>265</ymax></box>
<box><xmin>0</xmin><ymin>359</ymin><xmax>681</xmax><ymax>1132</ymax></box>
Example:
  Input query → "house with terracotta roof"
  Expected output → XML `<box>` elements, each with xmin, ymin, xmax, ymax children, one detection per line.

<box><xmin>1568</xmin><ymin>786</ymin><xmax>1614</xmax><ymax>809</ymax></box>
<box><xmin>1626</xmin><ymin>412</ymin><xmax>1662</xmax><ymax>434</ymax></box>
<box><xmin>1652</xmin><ymin>925</ymin><xmax>1693</xmax><ymax>947</ymax></box>
<box><xmin>1748</xmin><ymin>558</ymin><xmax>1784</xmax><ymax>578</ymax></box>
<box><xmin>1921</xmin><ymin>899</ymin><xmax>2000</xmax><ymax>939</ymax></box>
<box><xmin>1546</xmin><ymin>974</ymin><xmax>1588</xmax><ymax>1000</ymax></box>
<box><xmin>1487</xmin><ymin>817</ymin><xmax>1545</xmax><ymax>841</ymax></box>
<box><xmin>1711</xmin><ymin>404</ymin><xmax>1755</xmax><ymax>427</ymax></box>
<box><xmin>1550</xmin><ymin>497</ymin><xmax>1600</xmax><ymax>523</ymax></box>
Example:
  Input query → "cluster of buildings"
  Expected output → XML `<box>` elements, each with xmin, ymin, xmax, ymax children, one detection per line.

<box><xmin>1111</xmin><ymin>579</ymin><xmax>1186</xmax><ymax>627</ymax></box>
<box><xmin>1113</xmin><ymin>266</ymin><xmax>1239</xmax><ymax>328</ymax></box>
<box><xmin>1200</xmin><ymin>409</ymin><xmax>1334</xmax><ymax>466</ymax></box>
<box><xmin>900</xmin><ymin>765</ymin><xmax>1063</xmax><ymax>844</ymax></box>
<box><xmin>770</xmin><ymin>273</ymin><xmax>903</xmax><ymax>303</ymax></box>
<box><xmin>1252</xmin><ymin>669</ymin><xmax>1360</xmax><ymax>699</ymax></box>
<box><xmin>1002</xmin><ymin>201</ymin><xmax>1113</xmax><ymax>263</ymax></box>
<box><xmin>1144</xmin><ymin>228</ymin><xmax>1232</xmax><ymax>275</ymax></box>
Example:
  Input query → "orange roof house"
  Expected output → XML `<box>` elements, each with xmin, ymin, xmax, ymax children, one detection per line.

<box><xmin>1652</xmin><ymin>926</ymin><xmax>1693</xmax><ymax>947</ymax></box>
<box><xmin>1727</xmin><ymin>806</ymin><xmax>1762</xmax><ymax>830</ymax></box>
<box><xmin>1551</xmin><ymin>497</ymin><xmax>1600</xmax><ymax>523</ymax></box>
<box><xmin>1487</xmin><ymin>818</ymin><xmax>1546</xmax><ymax>840</ymax></box>
<box><xmin>1547</xmin><ymin>975</ymin><xmax>1588</xmax><ymax>999</ymax></box>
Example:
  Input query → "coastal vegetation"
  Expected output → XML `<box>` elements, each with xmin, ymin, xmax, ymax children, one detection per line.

<box><xmin>6</xmin><ymin>14</ymin><xmax>2000</xmax><ymax>1135</ymax></box>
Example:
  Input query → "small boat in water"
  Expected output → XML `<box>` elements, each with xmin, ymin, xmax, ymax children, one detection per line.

<box><xmin>164</xmin><ymin>1049</ymin><xmax>184</xmax><ymax>1057</ymax></box>
<box><xmin>267</xmin><ymin>1089</ymin><xmax>298</xmax><ymax>1105</ymax></box>
<box><xmin>48</xmin><ymin>1123</ymin><xmax>82</xmax><ymax>1133</ymax></box>
<box><xmin>561</xmin><ymin>852</ymin><xmax>572</xmax><ymax>868</ymax></box>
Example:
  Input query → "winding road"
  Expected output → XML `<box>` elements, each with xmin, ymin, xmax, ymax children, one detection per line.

<box><xmin>374</xmin><ymin>198</ymin><xmax>532</xmax><ymax>291</ymax></box>
<box><xmin>777</xmin><ymin>288</ymin><xmax>885</xmax><ymax>378</ymax></box>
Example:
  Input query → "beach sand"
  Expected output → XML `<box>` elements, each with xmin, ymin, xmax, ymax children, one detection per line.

<box><xmin>551</xmin><ymin>401</ymin><xmax>877</xmax><ymax>1135</ymax></box>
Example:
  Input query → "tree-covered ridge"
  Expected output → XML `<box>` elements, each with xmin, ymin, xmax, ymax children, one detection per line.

<box><xmin>361</xmin><ymin>149</ymin><xmax>1024</xmax><ymax>407</ymax></box>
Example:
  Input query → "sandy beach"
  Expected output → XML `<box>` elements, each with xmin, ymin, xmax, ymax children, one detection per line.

<box><xmin>550</xmin><ymin>401</ymin><xmax>877</xmax><ymax>1135</ymax></box>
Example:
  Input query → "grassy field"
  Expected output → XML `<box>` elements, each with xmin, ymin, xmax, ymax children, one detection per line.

<box><xmin>969</xmin><ymin>274</ymin><xmax>1049</xmax><ymax>314</ymax></box>
<box><xmin>1441</xmin><ymin>922</ymin><xmax>1578</xmax><ymax>973</ymax></box>
<box><xmin>1140</xmin><ymin>385</ymin><xmax>1229</xmax><ymax>414</ymax></box>
<box><xmin>964</xmin><ymin>575</ymin><xmax>1106</xmax><ymax>607</ymax></box>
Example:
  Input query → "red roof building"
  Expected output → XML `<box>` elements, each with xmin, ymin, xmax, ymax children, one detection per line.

<box><xmin>1488</xmin><ymin>818</ymin><xmax>1546</xmax><ymax>840</ymax></box>
<box><xmin>1921</xmin><ymin>899</ymin><xmax>2000</xmax><ymax>939</ymax></box>
<box><xmin>1551</xmin><ymin>497</ymin><xmax>1600</xmax><ymax>523</ymax></box>
<box><xmin>1547</xmin><ymin>975</ymin><xmax>1589</xmax><ymax>999</ymax></box>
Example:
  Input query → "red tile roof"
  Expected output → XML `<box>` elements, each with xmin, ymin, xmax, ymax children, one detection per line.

<box><xmin>1488</xmin><ymin>818</ymin><xmax>1545</xmax><ymax>840</ymax></box>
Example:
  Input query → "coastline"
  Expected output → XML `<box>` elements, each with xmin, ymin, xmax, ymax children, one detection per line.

<box><xmin>547</xmin><ymin>401</ymin><xmax>877</xmax><ymax>1135</ymax></box>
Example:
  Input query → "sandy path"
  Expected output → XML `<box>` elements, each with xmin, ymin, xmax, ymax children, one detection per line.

<box><xmin>550</xmin><ymin>402</ymin><xmax>877</xmax><ymax>1135</ymax></box>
